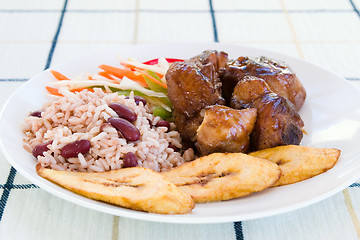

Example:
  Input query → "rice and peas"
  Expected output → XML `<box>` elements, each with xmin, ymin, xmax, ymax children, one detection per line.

<box><xmin>23</xmin><ymin>87</ymin><xmax>195</xmax><ymax>173</ymax></box>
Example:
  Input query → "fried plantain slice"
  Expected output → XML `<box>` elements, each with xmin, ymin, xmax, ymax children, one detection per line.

<box><xmin>162</xmin><ymin>153</ymin><xmax>281</xmax><ymax>203</ymax></box>
<box><xmin>249</xmin><ymin>145</ymin><xmax>341</xmax><ymax>187</ymax></box>
<box><xmin>36</xmin><ymin>165</ymin><xmax>194</xmax><ymax>214</ymax></box>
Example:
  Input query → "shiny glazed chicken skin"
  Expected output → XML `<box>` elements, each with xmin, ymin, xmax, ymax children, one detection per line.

<box><xmin>165</xmin><ymin>50</ymin><xmax>306</xmax><ymax>155</ymax></box>
<box><xmin>166</xmin><ymin>50</ymin><xmax>227</xmax><ymax>119</ymax></box>
<box><xmin>166</xmin><ymin>50</ymin><xmax>228</xmax><ymax>142</ymax></box>
<box><xmin>231</xmin><ymin>76</ymin><xmax>304</xmax><ymax>151</ymax></box>
<box><xmin>221</xmin><ymin>56</ymin><xmax>306</xmax><ymax>110</ymax></box>
<box><xmin>196</xmin><ymin>106</ymin><xmax>257</xmax><ymax>155</ymax></box>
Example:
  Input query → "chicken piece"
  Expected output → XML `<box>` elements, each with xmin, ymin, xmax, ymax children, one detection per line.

<box><xmin>231</xmin><ymin>76</ymin><xmax>304</xmax><ymax>151</ymax></box>
<box><xmin>230</xmin><ymin>75</ymin><xmax>272</xmax><ymax>109</ymax></box>
<box><xmin>196</xmin><ymin>105</ymin><xmax>257</xmax><ymax>155</ymax></box>
<box><xmin>166</xmin><ymin>50</ymin><xmax>227</xmax><ymax>118</ymax></box>
<box><xmin>166</xmin><ymin>50</ymin><xmax>228</xmax><ymax>145</ymax></box>
<box><xmin>172</xmin><ymin>110</ymin><xmax>205</xmax><ymax>142</ymax></box>
<box><xmin>221</xmin><ymin>56</ymin><xmax>306</xmax><ymax>110</ymax></box>
<box><xmin>195</xmin><ymin>50</ymin><xmax>228</xmax><ymax>72</ymax></box>
<box><xmin>250</xmin><ymin>93</ymin><xmax>304</xmax><ymax>151</ymax></box>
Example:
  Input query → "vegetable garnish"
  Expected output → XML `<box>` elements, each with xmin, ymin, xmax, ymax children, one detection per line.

<box><xmin>153</xmin><ymin>106</ymin><xmax>172</xmax><ymax>119</ymax></box>
<box><xmin>45</xmin><ymin>86</ymin><xmax>63</xmax><ymax>96</ymax></box>
<box><xmin>118</xmin><ymin>59</ymin><xmax>167</xmax><ymax>77</ymax></box>
<box><xmin>46</xmin><ymin>57</ymin><xmax>180</xmax><ymax>118</ymax></box>
<box><xmin>143</xmin><ymin>58</ymin><xmax>183</xmax><ymax>65</ymax></box>
<box><xmin>117</xmin><ymin>77</ymin><xmax>167</xmax><ymax>98</ymax></box>
<box><xmin>138</xmin><ymin>70</ymin><xmax>167</xmax><ymax>90</ymax></box>
<box><xmin>50</xmin><ymin>70</ymin><xmax>69</xmax><ymax>81</ymax></box>
<box><xmin>98</xmin><ymin>71</ymin><xmax>115</xmax><ymax>80</ymax></box>
<box><xmin>98</xmin><ymin>64</ymin><xmax>147</xmax><ymax>87</ymax></box>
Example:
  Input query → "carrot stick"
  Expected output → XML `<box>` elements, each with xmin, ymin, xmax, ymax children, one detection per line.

<box><xmin>46</xmin><ymin>86</ymin><xmax>63</xmax><ymax>96</ymax></box>
<box><xmin>98</xmin><ymin>64</ymin><xmax>148</xmax><ymax>87</ymax></box>
<box><xmin>50</xmin><ymin>70</ymin><xmax>69</xmax><ymax>80</ymax></box>
<box><xmin>97</xmin><ymin>71</ymin><xmax>120</xmax><ymax>84</ymax></box>
<box><xmin>137</xmin><ymin>69</ymin><xmax>167</xmax><ymax>89</ymax></box>
<box><xmin>98</xmin><ymin>65</ymin><xmax>138</xmax><ymax>79</ymax></box>
<box><xmin>98</xmin><ymin>71</ymin><xmax>114</xmax><ymax>80</ymax></box>
<box><xmin>70</xmin><ymin>88</ymin><xmax>94</xmax><ymax>93</ymax></box>
<box><xmin>156</xmin><ymin>72</ymin><xmax>164</xmax><ymax>79</ymax></box>
<box><xmin>120</xmin><ymin>62</ymin><xmax>164</xmax><ymax>78</ymax></box>
<box><xmin>120</xmin><ymin>62</ymin><xmax>137</xmax><ymax>71</ymax></box>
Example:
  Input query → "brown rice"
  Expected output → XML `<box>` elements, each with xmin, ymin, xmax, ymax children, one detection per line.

<box><xmin>23</xmin><ymin>88</ymin><xmax>194</xmax><ymax>172</ymax></box>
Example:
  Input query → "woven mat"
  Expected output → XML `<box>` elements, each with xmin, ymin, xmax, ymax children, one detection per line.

<box><xmin>1</xmin><ymin>0</ymin><xmax>360</xmax><ymax>239</ymax></box>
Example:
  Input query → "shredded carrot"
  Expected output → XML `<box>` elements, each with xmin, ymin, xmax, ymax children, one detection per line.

<box><xmin>120</xmin><ymin>62</ymin><xmax>137</xmax><ymax>71</ymax></box>
<box><xmin>87</xmin><ymin>75</ymin><xmax>93</xmax><ymax>80</ymax></box>
<box><xmin>70</xmin><ymin>88</ymin><xmax>95</xmax><ymax>93</ymax></box>
<box><xmin>97</xmin><ymin>71</ymin><xmax>120</xmax><ymax>84</ymax></box>
<box><xmin>137</xmin><ymin>69</ymin><xmax>167</xmax><ymax>89</ymax></box>
<box><xmin>50</xmin><ymin>70</ymin><xmax>69</xmax><ymax>81</ymax></box>
<box><xmin>156</xmin><ymin>72</ymin><xmax>164</xmax><ymax>79</ymax></box>
<box><xmin>120</xmin><ymin>62</ymin><xmax>163</xmax><ymax>78</ymax></box>
<box><xmin>98</xmin><ymin>71</ymin><xmax>114</xmax><ymax>80</ymax></box>
<box><xmin>98</xmin><ymin>64</ymin><xmax>148</xmax><ymax>87</ymax></box>
<box><xmin>46</xmin><ymin>86</ymin><xmax>63</xmax><ymax>96</ymax></box>
<box><xmin>98</xmin><ymin>64</ymin><xmax>138</xmax><ymax>79</ymax></box>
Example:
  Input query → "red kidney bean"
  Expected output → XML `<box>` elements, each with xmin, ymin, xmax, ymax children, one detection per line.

<box><xmin>29</xmin><ymin>111</ymin><xmax>42</xmax><ymax>118</ymax></box>
<box><xmin>60</xmin><ymin>139</ymin><xmax>91</xmax><ymax>158</ymax></box>
<box><xmin>109</xmin><ymin>103</ymin><xmax>137</xmax><ymax>122</ymax></box>
<box><xmin>126</xmin><ymin>96</ymin><xmax>146</xmax><ymax>106</ymax></box>
<box><xmin>32</xmin><ymin>141</ymin><xmax>53</xmax><ymax>158</ymax></box>
<box><xmin>155</xmin><ymin>120</ymin><xmax>170</xmax><ymax>130</ymax></box>
<box><xmin>123</xmin><ymin>152</ymin><xmax>138</xmax><ymax>168</ymax></box>
<box><xmin>108</xmin><ymin>117</ymin><xmax>140</xmax><ymax>142</ymax></box>
<box><xmin>133</xmin><ymin>96</ymin><xmax>146</xmax><ymax>106</ymax></box>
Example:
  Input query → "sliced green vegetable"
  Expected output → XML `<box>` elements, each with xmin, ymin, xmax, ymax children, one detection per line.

<box><xmin>153</xmin><ymin>106</ymin><xmax>172</xmax><ymax>120</ymax></box>
<box><xmin>147</xmin><ymin>70</ymin><xmax>161</xmax><ymax>80</ymax></box>
<box><xmin>115</xmin><ymin>89</ymin><xmax>146</xmax><ymax>97</ymax></box>
<box><xmin>115</xmin><ymin>89</ymin><xmax>172</xmax><ymax>112</ymax></box>
<box><xmin>142</xmin><ymin>74</ymin><xmax>167</xmax><ymax>94</ymax></box>
<box><xmin>159</xmin><ymin>97</ymin><xmax>172</xmax><ymax>108</ymax></box>
<box><xmin>118</xmin><ymin>77</ymin><xmax>167</xmax><ymax>98</ymax></box>
<box><xmin>148</xmin><ymin>97</ymin><xmax>172</xmax><ymax>112</ymax></box>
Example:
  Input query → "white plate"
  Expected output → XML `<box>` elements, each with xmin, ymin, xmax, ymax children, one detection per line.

<box><xmin>1</xmin><ymin>42</ymin><xmax>360</xmax><ymax>224</ymax></box>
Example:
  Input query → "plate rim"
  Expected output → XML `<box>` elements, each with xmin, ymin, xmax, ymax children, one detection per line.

<box><xmin>0</xmin><ymin>42</ymin><xmax>359</xmax><ymax>224</ymax></box>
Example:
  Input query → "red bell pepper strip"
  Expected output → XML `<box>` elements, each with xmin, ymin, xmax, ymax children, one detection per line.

<box><xmin>142</xmin><ymin>58</ymin><xmax>184</xmax><ymax>65</ymax></box>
